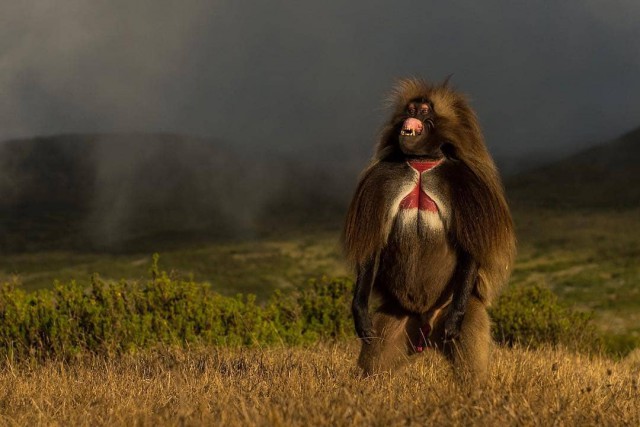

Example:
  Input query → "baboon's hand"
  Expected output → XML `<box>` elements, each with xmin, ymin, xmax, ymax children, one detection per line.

<box><xmin>443</xmin><ymin>311</ymin><xmax>464</xmax><ymax>342</ymax></box>
<box><xmin>354</xmin><ymin>314</ymin><xmax>376</xmax><ymax>344</ymax></box>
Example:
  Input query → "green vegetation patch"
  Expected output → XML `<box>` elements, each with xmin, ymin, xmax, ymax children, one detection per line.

<box><xmin>0</xmin><ymin>233</ymin><xmax>348</xmax><ymax>296</ymax></box>
<box><xmin>0</xmin><ymin>256</ymin><xmax>353</xmax><ymax>361</ymax></box>
<box><xmin>2</xmin><ymin>256</ymin><xmax>628</xmax><ymax>361</ymax></box>
<box><xmin>490</xmin><ymin>284</ymin><xmax>597</xmax><ymax>349</ymax></box>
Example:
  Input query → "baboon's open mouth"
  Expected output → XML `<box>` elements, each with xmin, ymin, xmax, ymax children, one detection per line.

<box><xmin>400</xmin><ymin>118</ymin><xmax>424</xmax><ymax>136</ymax></box>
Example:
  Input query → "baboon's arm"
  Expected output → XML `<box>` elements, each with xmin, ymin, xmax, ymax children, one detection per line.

<box><xmin>443</xmin><ymin>250</ymin><xmax>478</xmax><ymax>341</ymax></box>
<box><xmin>352</xmin><ymin>257</ymin><xmax>376</xmax><ymax>343</ymax></box>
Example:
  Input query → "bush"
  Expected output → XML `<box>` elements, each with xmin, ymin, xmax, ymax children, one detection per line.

<box><xmin>0</xmin><ymin>255</ymin><xmax>354</xmax><ymax>360</ymax></box>
<box><xmin>0</xmin><ymin>256</ymin><xmax>616</xmax><ymax>361</ymax></box>
<box><xmin>490</xmin><ymin>284</ymin><xmax>599</xmax><ymax>351</ymax></box>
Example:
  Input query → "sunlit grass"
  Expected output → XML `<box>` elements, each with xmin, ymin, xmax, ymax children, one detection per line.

<box><xmin>0</xmin><ymin>343</ymin><xmax>638</xmax><ymax>425</ymax></box>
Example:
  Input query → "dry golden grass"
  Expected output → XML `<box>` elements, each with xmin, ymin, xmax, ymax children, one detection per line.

<box><xmin>0</xmin><ymin>343</ymin><xmax>638</xmax><ymax>426</ymax></box>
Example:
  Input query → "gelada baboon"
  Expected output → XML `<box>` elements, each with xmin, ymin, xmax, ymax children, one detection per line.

<box><xmin>342</xmin><ymin>78</ymin><xmax>516</xmax><ymax>380</ymax></box>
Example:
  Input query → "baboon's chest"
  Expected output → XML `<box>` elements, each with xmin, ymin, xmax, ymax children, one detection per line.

<box><xmin>377</xmin><ymin>161</ymin><xmax>454</xmax><ymax>312</ymax></box>
<box><xmin>393</xmin><ymin>159</ymin><xmax>445</xmax><ymax>235</ymax></box>
<box><xmin>398</xmin><ymin>160</ymin><xmax>440</xmax><ymax>212</ymax></box>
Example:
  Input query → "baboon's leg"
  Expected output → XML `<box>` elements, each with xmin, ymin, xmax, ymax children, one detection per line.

<box><xmin>430</xmin><ymin>296</ymin><xmax>490</xmax><ymax>382</ymax></box>
<box><xmin>357</xmin><ymin>303</ymin><xmax>419</xmax><ymax>376</ymax></box>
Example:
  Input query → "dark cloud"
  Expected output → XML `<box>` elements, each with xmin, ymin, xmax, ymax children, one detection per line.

<box><xmin>2</xmin><ymin>1</ymin><xmax>639</xmax><ymax>171</ymax></box>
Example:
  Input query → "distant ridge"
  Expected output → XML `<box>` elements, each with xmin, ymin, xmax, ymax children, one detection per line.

<box><xmin>6</xmin><ymin>127</ymin><xmax>637</xmax><ymax>251</ymax></box>
<box><xmin>0</xmin><ymin>133</ymin><xmax>347</xmax><ymax>252</ymax></box>
<box><xmin>506</xmin><ymin>126</ymin><xmax>640</xmax><ymax>208</ymax></box>
<box><xmin>0</xmin><ymin>133</ymin><xmax>250</xmax><ymax>251</ymax></box>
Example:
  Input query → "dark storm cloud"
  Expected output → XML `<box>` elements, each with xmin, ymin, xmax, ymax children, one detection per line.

<box><xmin>2</xmin><ymin>0</ymin><xmax>639</xmax><ymax>171</ymax></box>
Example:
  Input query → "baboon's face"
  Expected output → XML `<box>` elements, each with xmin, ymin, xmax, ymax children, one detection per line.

<box><xmin>397</xmin><ymin>97</ymin><xmax>439</xmax><ymax>158</ymax></box>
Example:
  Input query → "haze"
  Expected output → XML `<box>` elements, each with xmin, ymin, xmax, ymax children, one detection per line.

<box><xmin>2</xmin><ymin>0</ymin><xmax>640</xmax><ymax>172</ymax></box>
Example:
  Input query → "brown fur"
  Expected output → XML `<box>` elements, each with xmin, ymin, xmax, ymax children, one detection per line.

<box><xmin>343</xmin><ymin>78</ymin><xmax>516</xmax><ymax>380</ymax></box>
<box><xmin>357</xmin><ymin>297</ymin><xmax>490</xmax><ymax>381</ymax></box>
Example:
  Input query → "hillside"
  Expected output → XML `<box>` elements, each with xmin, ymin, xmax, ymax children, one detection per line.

<box><xmin>506</xmin><ymin>126</ymin><xmax>640</xmax><ymax>208</ymax></box>
<box><xmin>3</xmin><ymin>128</ymin><xmax>640</xmax><ymax>253</ymax></box>
<box><xmin>0</xmin><ymin>134</ymin><xmax>345</xmax><ymax>252</ymax></box>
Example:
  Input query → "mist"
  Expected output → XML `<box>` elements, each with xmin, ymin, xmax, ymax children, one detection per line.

<box><xmin>0</xmin><ymin>133</ymin><xmax>350</xmax><ymax>250</ymax></box>
<box><xmin>2</xmin><ymin>1</ymin><xmax>639</xmax><ymax>167</ymax></box>
<box><xmin>1</xmin><ymin>1</ymin><xmax>640</xmax><ymax>250</ymax></box>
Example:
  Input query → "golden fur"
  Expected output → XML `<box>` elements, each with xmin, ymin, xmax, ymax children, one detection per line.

<box><xmin>343</xmin><ymin>78</ymin><xmax>515</xmax><ymax>305</ymax></box>
<box><xmin>342</xmin><ymin>78</ymin><xmax>516</xmax><ymax>379</ymax></box>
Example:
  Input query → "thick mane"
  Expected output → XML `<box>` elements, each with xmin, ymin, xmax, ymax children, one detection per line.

<box><xmin>342</xmin><ymin>165</ymin><xmax>387</xmax><ymax>269</ymax></box>
<box><xmin>347</xmin><ymin>78</ymin><xmax>517</xmax><ymax>379</ymax></box>
<box><xmin>376</xmin><ymin>78</ymin><xmax>491</xmax><ymax>164</ymax></box>
<box><xmin>346</xmin><ymin>77</ymin><xmax>516</xmax><ymax>303</ymax></box>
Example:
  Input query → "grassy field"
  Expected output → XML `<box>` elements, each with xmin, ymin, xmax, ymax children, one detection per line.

<box><xmin>0</xmin><ymin>231</ymin><xmax>348</xmax><ymax>298</ymax></box>
<box><xmin>0</xmin><ymin>208</ymin><xmax>639</xmax><ymax>425</ymax></box>
<box><xmin>1</xmin><ymin>207</ymin><xmax>639</xmax><ymax>338</ymax></box>
<box><xmin>511</xmin><ymin>208</ymin><xmax>640</xmax><ymax>338</ymax></box>
<box><xmin>0</xmin><ymin>343</ymin><xmax>638</xmax><ymax>425</ymax></box>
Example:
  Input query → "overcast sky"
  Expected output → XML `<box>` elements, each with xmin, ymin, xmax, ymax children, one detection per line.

<box><xmin>2</xmin><ymin>0</ymin><xmax>639</xmax><ymax>170</ymax></box>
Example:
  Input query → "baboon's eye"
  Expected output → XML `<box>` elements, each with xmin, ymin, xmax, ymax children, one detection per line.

<box><xmin>420</xmin><ymin>104</ymin><xmax>429</xmax><ymax>115</ymax></box>
<box><xmin>407</xmin><ymin>104</ymin><xmax>416</xmax><ymax>115</ymax></box>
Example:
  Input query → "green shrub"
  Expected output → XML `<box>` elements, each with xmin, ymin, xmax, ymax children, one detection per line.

<box><xmin>598</xmin><ymin>333</ymin><xmax>640</xmax><ymax>357</ymax></box>
<box><xmin>0</xmin><ymin>255</ymin><xmax>624</xmax><ymax>361</ymax></box>
<box><xmin>490</xmin><ymin>284</ymin><xmax>599</xmax><ymax>351</ymax></box>
<box><xmin>0</xmin><ymin>256</ymin><xmax>354</xmax><ymax>360</ymax></box>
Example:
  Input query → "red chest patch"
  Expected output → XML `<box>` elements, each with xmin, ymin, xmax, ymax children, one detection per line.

<box><xmin>399</xmin><ymin>160</ymin><xmax>441</xmax><ymax>212</ymax></box>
